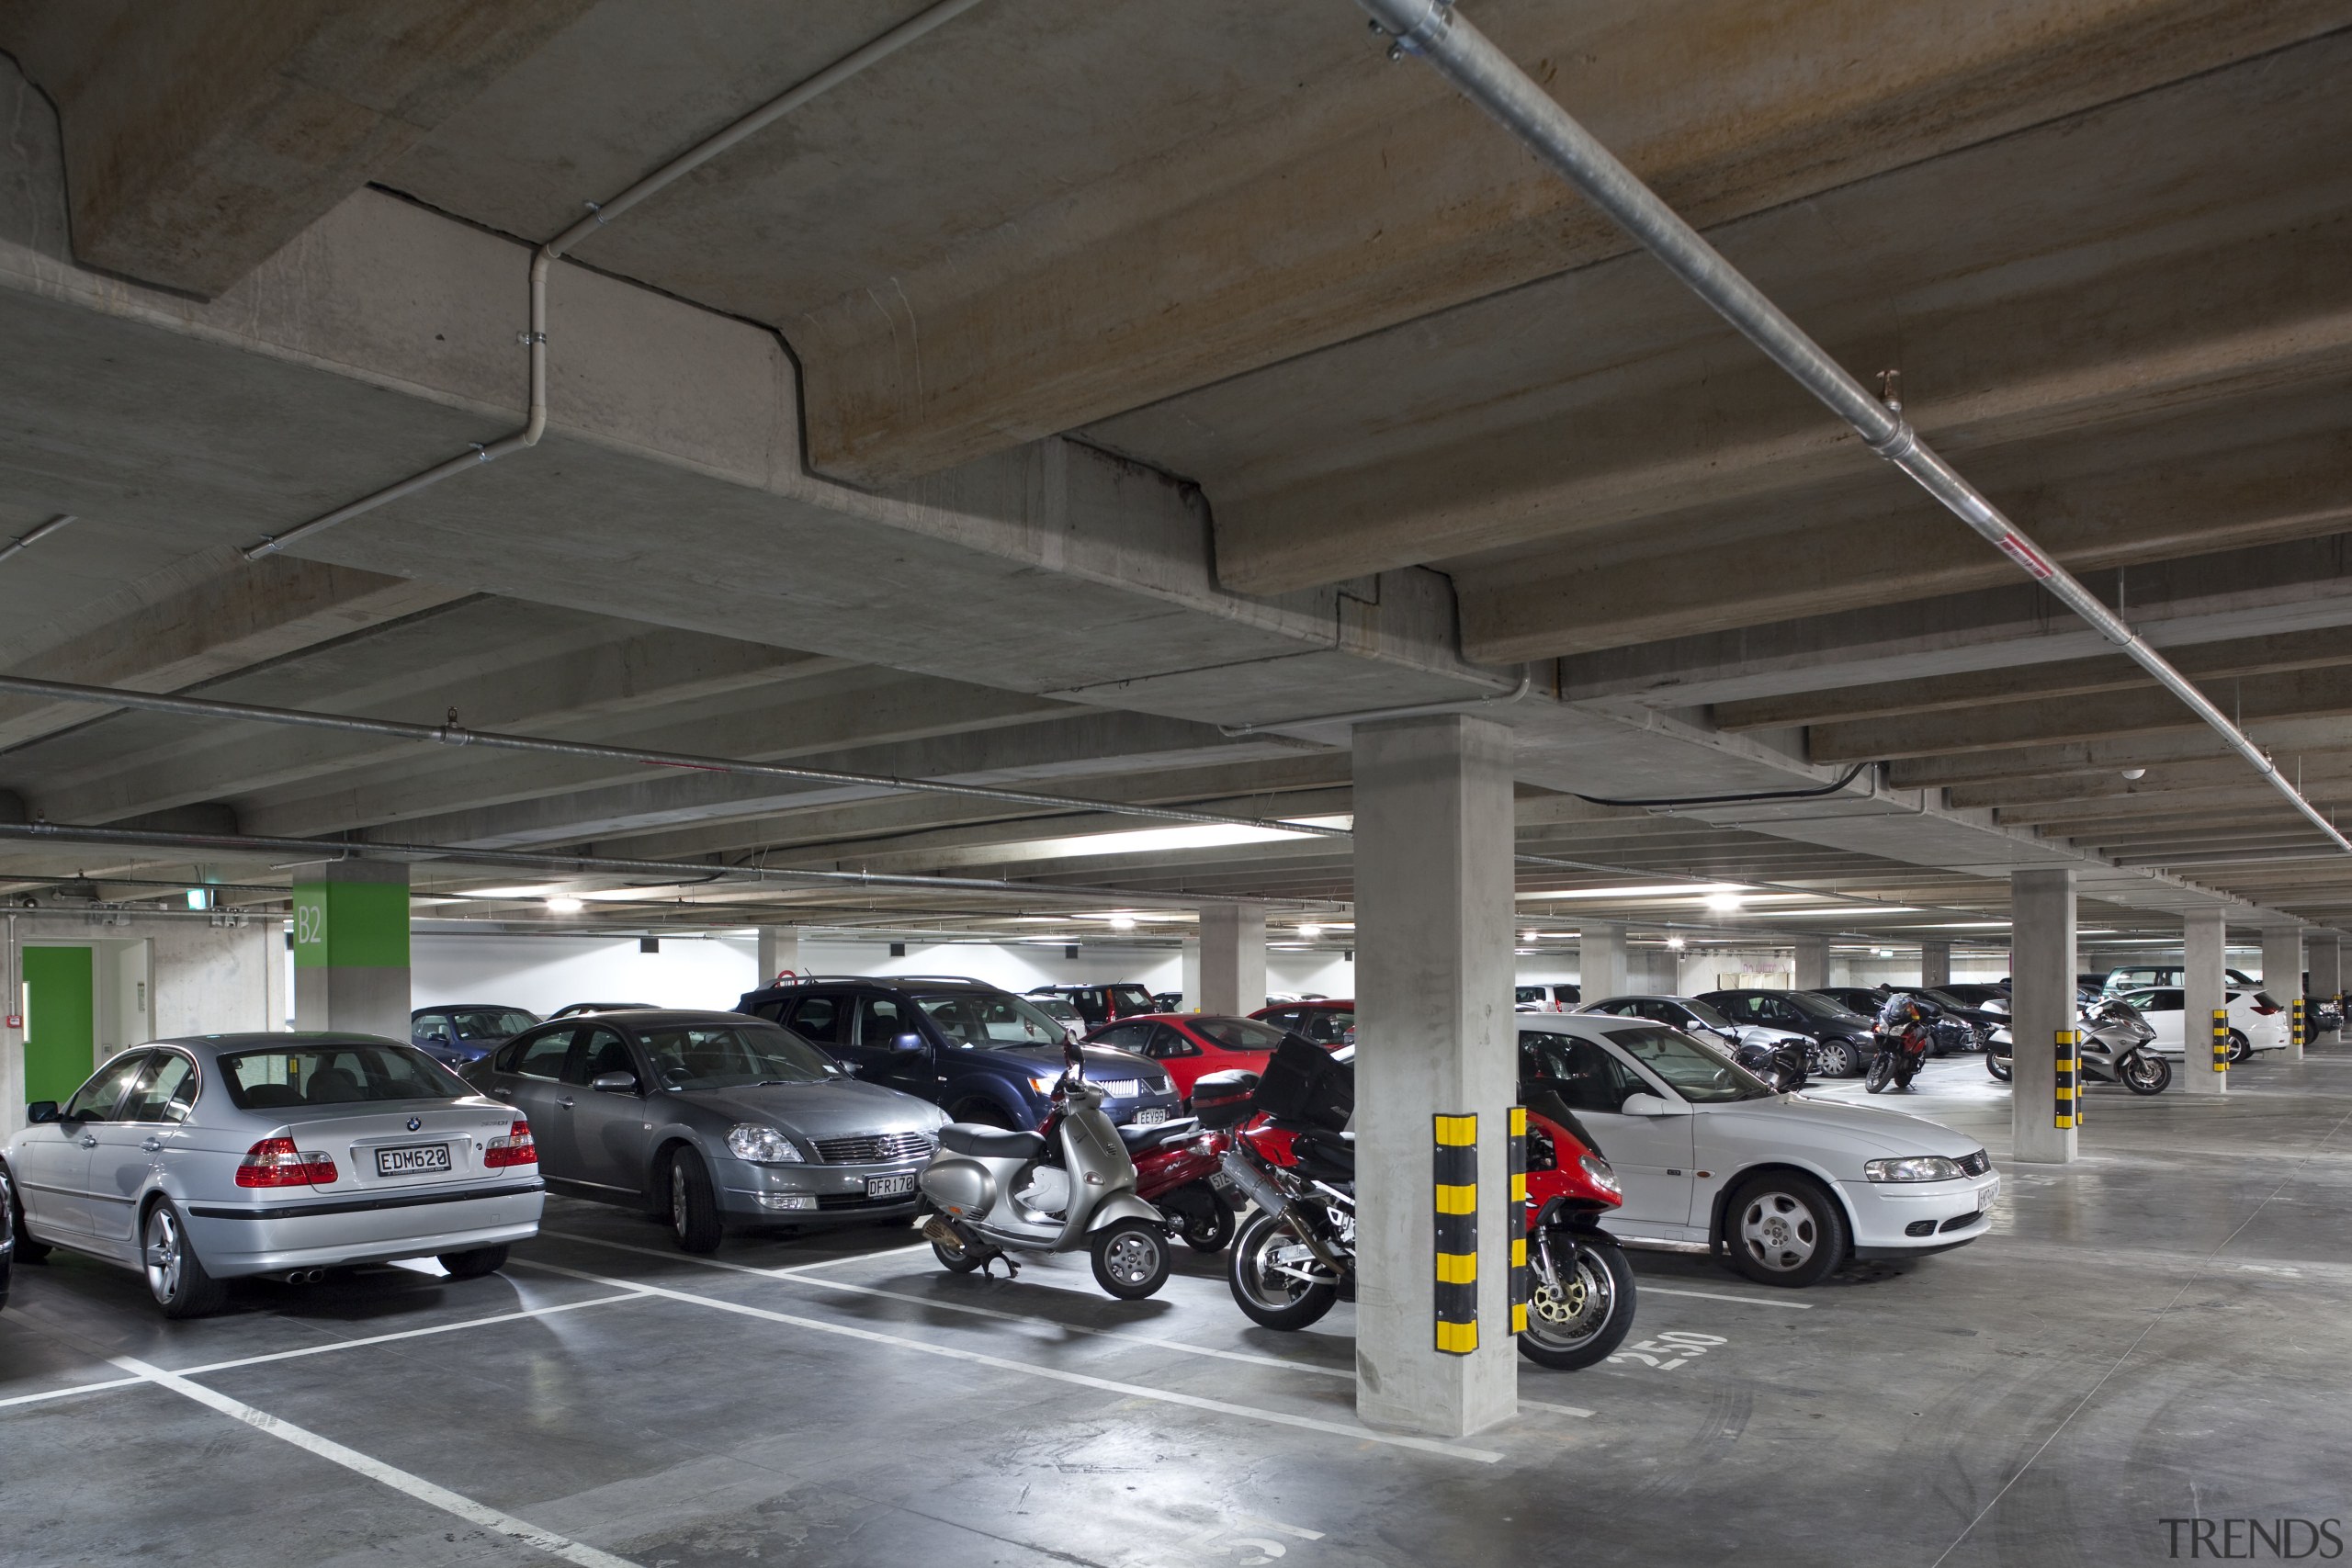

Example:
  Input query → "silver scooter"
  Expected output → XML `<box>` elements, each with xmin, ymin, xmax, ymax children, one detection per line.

<box><xmin>915</xmin><ymin>1042</ymin><xmax>1173</xmax><ymax>1299</ymax></box>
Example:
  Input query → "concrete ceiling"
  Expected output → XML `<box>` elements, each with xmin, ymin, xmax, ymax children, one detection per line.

<box><xmin>1</xmin><ymin>0</ymin><xmax>2349</xmax><ymax>954</ymax></box>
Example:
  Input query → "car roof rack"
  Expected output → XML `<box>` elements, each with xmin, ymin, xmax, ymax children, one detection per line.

<box><xmin>758</xmin><ymin>974</ymin><xmax>990</xmax><ymax>987</ymax></box>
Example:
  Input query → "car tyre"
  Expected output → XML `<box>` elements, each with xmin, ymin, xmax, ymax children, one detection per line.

<box><xmin>0</xmin><ymin>1166</ymin><xmax>45</xmax><ymax>1263</ymax></box>
<box><xmin>664</xmin><ymin>1146</ymin><xmax>725</xmax><ymax>1254</ymax></box>
<box><xmin>143</xmin><ymin>1199</ymin><xmax>227</xmax><ymax>1319</ymax></box>
<box><xmin>1814</xmin><ymin>1039</ymin><xmax>1859</xmax><ymax>1077</ymax></box>
<box><xmin>1723</xmin><ymin>1172</ymin><xmax>1848</xmax><ymax>1289</ymax></box>
<box><xmin>1519</xmin><ymin>1231</ymin><xmax>1637</xmax><ymax>1371</ymax></box>
<box><xmin>2226</xmin><ymin>1030</ymin><xmax>2253</xmax><ymax>1064</ymax></box>
<box><xmin>1089</xmin><ymin>1219</ymin><xmax>1170</xmax><ymax>1300</ymax></box>
<box><xmin>1227</xmin><ymin>1209</ymin><xmax>1339</xmax><ymax>1330</ymax></box>
<box><xmin>437</xmin><ymin>1245</ymin><xmax>509</xmax><ymax>1280</ymax></box>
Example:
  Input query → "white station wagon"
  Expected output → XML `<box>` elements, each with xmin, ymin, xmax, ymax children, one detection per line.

<box><xmin>1517</xmin><ymin>1016</ymin><xmax>1999</xmax><ymax>1287</ymax></box>
<box><xmin>3</xmin><ymin>1032</ymin><xmax>545</xmax><ymax>1317</ymax></box>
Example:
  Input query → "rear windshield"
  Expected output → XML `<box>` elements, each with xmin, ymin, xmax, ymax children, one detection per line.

<box><xmin>1600</xmin><ymin>1026</ymin><xmax>1774</xmax><ymax>1103</ymax></box>
<box><xmin>1191</xmin><ymin>1017</ymin><xmax>1284</xmax><ymax>1052</ymax></box>
<box><xmin>1781</xmin><ymin>992</ymin><xmax>1858</xmax><ymax>1020</ymax></box>
<box><xmin>1109</xmin><ymin>984</ymin><xmax>1156</xmax><ymax>1013</ymax></box>
<box><xmin>445</xmin><ymin>1009</ymin><xmax>537</xmax><ymax>1039</ymax></box>
<box><xmin>914</xmin><ymin>992</ymin><xmax>1069</xmax><ymax>1047</ymax></box>
<box><xmin>219</xmin><ymin>1045</ymin><xmax>471</xmax><ymax>1111</ymax></box>
<box><xmin>1680</xmin><ymin>998</ymin><xmax>1734</xmax><ymax>1030</ymax></box>
<box><xmin>639</xmin><ymin>1025</ymin><xmax>837</xmax><ymax>1089</ymax></box>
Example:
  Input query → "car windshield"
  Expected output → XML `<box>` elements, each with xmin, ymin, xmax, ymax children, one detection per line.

<box><xmin>219</xmin><ymin>1044</ymin><xmax>472</xmax><ymax>1110</ymax></box>
<box><xmin>1600</xmin><ymin>1026</ymin><xmax>1774</xmax><ymax>1102</ymax></box>
<box><xmin>1680</xmin><ymin>998</ymin><xmax>1734</xmax><ymax>1030</ymax></box>
<box><xmin>1191</xmin><ymin>1017</ymin><xmax>1284</xmax><ymax>1051</ymax></box>
<box><xmin>1780</xmin><ymin>992</ymin><xmax>1858</xmax><ymax>1020</ymax></box>
<box><xmin>914</xmin><ymin>992</ymin><xmax>1069</xmax><ymax>1047</ymax></box>
<box><xmin>447</xmin><ymin>1008</ymin><xmax>537</xmax><ymax>1039</ymax></box>
<box><xmin>639</xmin><ymin>1025</ymin><xmax>836</xmax><ymax>1089</ymax></box>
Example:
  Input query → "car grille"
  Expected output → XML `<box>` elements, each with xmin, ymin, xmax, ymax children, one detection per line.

<box><xmin>1956</xmin><ymin>1149</ymin><xmax>1992</xmax><ymax>1177</ymax></box>
<box><xmin>810</xmin><ymin>1131</ymin><xmax>935</xmax><ymax>1165</ymax></box>
<box><xmin>1095</xmin><ymin>1078</ymin><xmax>1142</xmax><ymax>1098</ymax></box>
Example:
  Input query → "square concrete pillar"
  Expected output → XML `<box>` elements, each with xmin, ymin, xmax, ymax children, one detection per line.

<box><xmin>2009</xmin><ymin>869</ymin><xmax>2077</xmax><ymax>1163</ymax></box>
<box><xmin>2262</xmin><ymin>927</ymin><xmax>2305</xmax><ymax>1061</ymax></box>
<box><xmin>1180</xmin><ymin>937</ymin><xmax>1201</xmax><ymax>1010</ymax></box>
<box><xmin>1792</xmin><ymin>936</ymin><xmax>1828</xmax><ymax>992</ymax></box>
<box><xmin>2182</xmin><ymin>909</ymin><xmax>2228</xmax><ymax>1096</ymax></box>
<box><xmin>1352</xmin><ymin>714</ymin><xmax>1517</xmax><ymax>1438</ymax></box>
<box><xmin>757</xmin><ymin>926</ymin><xmax>802</xmax><ymax>986</ymax></box>
<box><xmin>1578</xmin><ymin>921</ymin><xmax>1626</xmax><ymax>998</ymax></box>
<box><xmin>1921</xmin><ymin>940</ymin><xmax>1951</xmax><ymax>989</ymax></box>
<box><xmin>2311</xmin><ymin>934</ymin><xmax>2343</xmax><ymax>1042</ymax></box>
<box><xmin>292</xmin><ymin>860</ymin><xmax>410</xmax><ymax>1041</ymax></box>
<box><xmin>1198</xmin><ymin>905</ymin><xmax>1267</xmax><ymax>1015</ymax></box>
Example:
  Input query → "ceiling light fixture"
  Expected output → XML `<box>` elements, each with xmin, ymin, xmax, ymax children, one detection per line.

<box><xmin>1703</xmin><ymin>892</ymin><xmax>1744</xmax><ymax>913</ymax></box>
<box><xmin>1108</xmin><ymin>914</ymin><xmax>1136</xmax><ymax>931</ymax></box>
<box><xmin>1298</xmin><ymin>922</ymin><xmax>1323</xmax><ymax>940</ymax></box>
<box><xmin>1667</xmin><ymin>935</ymin><xmax>1686</xmax><ymax>950</ymax></box>
<box><xmin>546</xmin><ymin>897</ymin><xmax>583</xmax><ymax>914</ymax></box>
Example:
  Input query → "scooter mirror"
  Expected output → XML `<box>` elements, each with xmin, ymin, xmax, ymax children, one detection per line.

<box><xmin>1064</xmin><ymin>1037</ymin><xmax>1083</xmax><ymax>1078</ymax></box>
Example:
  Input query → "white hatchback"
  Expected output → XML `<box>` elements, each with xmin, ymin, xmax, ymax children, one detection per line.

<box><xmin>2114</xmin><ymin>987</ymin><xmax>2289</xmax><ymax>1062</ymax></box>
<box><xmin>1518</xmin><ymin>1017</ymin><xmax>1999</xmax><ymax>1287</ymax></box>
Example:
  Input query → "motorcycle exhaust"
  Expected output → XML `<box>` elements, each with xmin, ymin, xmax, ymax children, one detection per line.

<box><xmin>1217</xmin><ymin>1147</ymin><xmax>1288</xmax><ymax>1217</ymax></box>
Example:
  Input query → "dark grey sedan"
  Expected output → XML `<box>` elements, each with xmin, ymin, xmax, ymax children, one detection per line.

<box><xmin>461</xmin><ymin>1010</ymin><xmax>946</xmax><ymax>1252</ymax></box>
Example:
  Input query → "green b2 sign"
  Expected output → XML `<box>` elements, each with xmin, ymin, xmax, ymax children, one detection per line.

<box><xmin>290</xmin><ymin>879</ymin><xmax>410</xmax><ymax>970</ymax></box>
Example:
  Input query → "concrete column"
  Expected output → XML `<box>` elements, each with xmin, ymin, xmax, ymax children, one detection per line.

<box><xmin>1921</xmin><ymin>940</ymin><xmax>1952</xmax><ymax>989</ymax></box>
<box><xmin>1578</xmin><ymin>921</ymin><xmax>1627</xmax><ymax>998</ymax></box>
<box><xmin>2262</xmin><ymin>927</ymin><xmax>2305</xmax><ymax>1062</ymax></box>
<box><xmin>757</xmin><ymin>926</ymin><xmax>803</xmax><ymax>986</ymax></box>
<box><xmin>1198</xmin><ymin>905</ymin><xmax>1267</xmax><ymax>1016</ymax></box>
<box><xmin>1352</xmin><ymin>714</ymin><xmax>1517</xmax><ymax>1438</ymax></box>
<box><xmin>1792</xmin><ymin>936</ymin><xmax>1829</xmax><ymax>991</ymax></box>
<box><xmin>1180</xmin><ymin>937</ymin><xmax>1202</xmax><ymax>1011</ymax></box>
<box><xmin>291</xmin><ymin>860</ymin><xmax>410</xmax><ymax>1040</ymax></box>
<box><xmin>2182</xmin><ymin>909</ymin><xmax>2228</xmax><ymax>1096</ymax></box>
<box><xmin>2009</xmin><ymin>869</ymin><xmax>2078</xmax><ymax>1163</ymax></box>
<box><xmin>2311</xmin><ymin>934</ymin><xmax>2343</xmax><ymax>1043</ymax></box>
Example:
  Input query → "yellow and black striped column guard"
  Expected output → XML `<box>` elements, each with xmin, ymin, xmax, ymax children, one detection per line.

<box><xmin>2293</xmin><ymin>997</ymin><xmax>2306</xmax><ymax>1051</ymax></box>
<box><xmin>1434</xmin><ymin>1112</ymin><xmax>1477</xmax><ymax>1356</ymax></box>
<box><xmin>1508</xmin><ymin>1107</ymin><xmax>1529</xmax><ymax>1337</ymax></box>
<box><xmin>2053</xmin><ymin>1028</ymin><xmax>2077</xmax><ymax>1131</ymax></box>
<box><xmin>2212</xmin><ymin>1008</ymin><xmax>2231</xmax><ymax>1074</ymax></box>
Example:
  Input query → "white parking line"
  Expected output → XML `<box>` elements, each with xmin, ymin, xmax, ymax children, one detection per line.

<box><xmin>110</xmin><ymin>1355</ymin><xmax>639</xmax><ymax>1567</ymax></box>
<box><xmin>1235</xmin><ymin>1514</ymin><xmax>1326</xmax><ymax>1540</ymax></box>
<box><xmin>0</xmin><ymin>1290</ymin><xmax>655</xmax><ymax>1413</ymax></box>
<box><xmin>1642</xmin><ymin>1285</ymin><xmax>1814</xmax><ymax>1310</ymax></box>
<box><xmin>1518</xmin><ymin>1397</ymin><xmax>1597</xmax><ymax>1418</ymax></box>
<box><xmin>540</xmin><ymin>1230</ymin><xmax>1358</xmax><ymax>1380</ymax></box>
<box><xmin>513</xmin><ymin>1258</ymin><xmax>1505</xmax><ymax>1464</ymax></box>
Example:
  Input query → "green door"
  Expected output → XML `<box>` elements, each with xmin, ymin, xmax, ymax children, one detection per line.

<box><xmin>23</xmin><ymin>945</ymin><xmax>95</xmax><ymax>1104</ymax></box>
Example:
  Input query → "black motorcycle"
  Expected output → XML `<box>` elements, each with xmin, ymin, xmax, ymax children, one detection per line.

<box><xmin>1867</xmin><ymin>993</ymin><xmax>1938</xmax><ymax>1093</ymax></box>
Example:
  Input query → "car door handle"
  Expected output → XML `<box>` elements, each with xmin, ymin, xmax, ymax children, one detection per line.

<box><xmin>141</xmin><ymin>1138</ymin><xmax>164</xmax><ymax>1152</ymax></box>
<box><xmin>490</xmin><ymin>1088</ymin><xmax>513</xmax><ymax>1100</ymax></box>
<box><xmin>79</xmin><ymin>1135</ymin><xmax>97</xmax><ymax>1148</ymax></box>
<box><xmin>556</xmin><ymin>1096</ymin><xmax>575</xmax><ymax>1109</ymax></box>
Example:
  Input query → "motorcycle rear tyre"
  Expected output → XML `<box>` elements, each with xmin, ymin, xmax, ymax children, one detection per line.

<box><xmin>1180</xmin><ymin>1192</ymin><xmax>1236</xmax><ymax>1254</ymax></box>
<box><xmin>1227</xmin><ymin>1209</ymin><xmax>1340</xmax><ymax>1331</ymax></box>
<box><xmin>1986</xmin><ymin>1052</ymin><xmax>2013</xmax><ymax>1083</ymax></box>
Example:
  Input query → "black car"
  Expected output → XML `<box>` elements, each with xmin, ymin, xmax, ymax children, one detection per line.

<box><xmin>1698</xmin><ymin>989</ymin><xmax>1879</xmax><ymax>1078</ymax></box>
<box><xmin>411</xmin><ymin>1004</ymin><xmax>541</xmax><ymax>1069</ymax></box>
<box><xmin>1576</xmin><ymin>994</ymin><xmax>1810</xmax><ymax>1089</ymax></box>
<box><xmin>460</xmin><ymin>1009</ymin><xmax>945</xmax><ymax>1250</ymax></box>
<box><xmin>739</xmin><ymin>976</ymin><xmax>1181</xmax><ymax>1130</ymax></box>
<box><xmin>1814</xmin><ymin>987</ymin><xmax>1890</xmax><ymax>1019</ymax></box>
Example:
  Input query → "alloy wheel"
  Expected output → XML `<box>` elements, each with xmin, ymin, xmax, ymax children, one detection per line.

<box><xmin>671</xmin><ymin>1162</ymin><xmax>690</xmax><ymax>1242</ymax></box>
<box><xmin>1737</xmin><ymin>1191</ymin><xmax>1818</xmax><ymax>1274</ymax></box>
<box><xmin>145</xmin><ymin>1206</ymin><xmax>184</xmax><ymax>1303</ymax></box>
<box><xmin>1529</xmin><ymin>1248</ymin><xmax>1610</xmax><ymax>1348</ymax></box>
<box><xmin>1102</xmin><ymin>1229</ymin><xmax>1162</xmax><ymax>1288</ymax></box>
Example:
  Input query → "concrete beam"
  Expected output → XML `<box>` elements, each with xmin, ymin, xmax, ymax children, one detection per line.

<box><xmin>1886</xmin><ymin>716</ymin><xmax>2352</xmax><ymax>790</ymax></box>
<box><xmin>0</xmin><ymin>0</ymin><xmax>592</xmax><ymax>296</ymax></box>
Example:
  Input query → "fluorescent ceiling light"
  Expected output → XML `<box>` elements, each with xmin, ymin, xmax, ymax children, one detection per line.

<box><xmin>458</xmin><ymin>885</ymin><xmax>565</xmax><ymax>899</ymax></box>
<box><xmin>545</xmin><ymin>897</ymin><xmax>583</xmax><ymax>914</ymax></box>
<box><xmin>974</xmin><ymin>815</ymin><xmax>1352</xmax><ymax>863</ymax></box>
<box><xmin>1763</xmin><ymin>906</ymin><xmax>1918</xmax><ymax>918</ymax></box>
<box><xmin>1703</xmin><ymin>892</ymin><xmax>1745</xmax><ymax>913</ymax></box>
<box><xmin>1108</xmin><ymin>914</ymin><xmax>1136</xmax><ymax>931</ymax></box>
<box><xmin>1516</xmin><ymin>884</ymin><xmax>1743</xmax><ymax>901</ymax></box>
<box><xmin>1298</xmin><ymin>922</ymin><xmax>1323</xmax><ymax>940</ymax></box>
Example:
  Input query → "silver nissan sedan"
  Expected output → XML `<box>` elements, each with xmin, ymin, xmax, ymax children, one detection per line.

<box><xmin>1</xmin><ymin>1032</ymin><xmax>545</xmax><ymax>1317</ymax></box>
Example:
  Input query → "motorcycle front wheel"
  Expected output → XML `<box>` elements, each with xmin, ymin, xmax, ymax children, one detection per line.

<box><xmin>1519</xmin><ymin>1231</ymin><xmax>1637</xmax><ymax>1371</ymax></box>
<box><xmin>1986</xmin><ymin>1052</ymin><xmax>2013</xmax><ymax>1083</ymax></box>
<box><xmin>1227</xmin><ymin>1208</ymin><xmax>1340</xmax><ymax>1331</ymax></box>
<box><xmin>2121</xmin><ymin>1051</ymin><xmax>2172</xmax><ymax>1095</ymax></box>
<box><xmin>1865</xmin><ymin>1054</ymin><xmax>1897</xmax><ymax>1093</ymax></box>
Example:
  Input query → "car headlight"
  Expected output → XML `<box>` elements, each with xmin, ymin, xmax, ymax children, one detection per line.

<box><xmin>1149</xmin><ymin>1075</ymin><xmax>1172</xmax><ymax>1095</ymax></box>
<box><xmin>1030</xmin><ymin>1074</ymin><xmax>1059</xmax><ymax>1094</ymax></box>
<box><xmin>1865</xmin><ymin>1155</ymin><xmax>1964</xmax><ymax>1183</ymax></box>
<box><xmin>726</xmin><ymin>1124</ymin><xmax>804</xmax><ymax>1164</ymax></box>
<box><xmin>1577</xmin><ymin>1152</ymin><xmax>1621</xmax><ymax>1196</ymax></box>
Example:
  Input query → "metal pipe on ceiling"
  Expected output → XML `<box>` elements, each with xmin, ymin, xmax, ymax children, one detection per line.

<box><xmin>0</xmin><ymin>671</ymin><xmax>1349</xmax><ymax>839</ymax></box>
<box><xmin>243</xmin><ymin>0</ymin><xmax>986</xmax><ymax>561</ymax></box>
<box><xmin>1356</xmin><ymin>0</ymin><xmax>2352</xmax><ymax>859</ymax></box>
<box><xmin>0</xmin><ymin>513</ymin><xmax>76</xmax><ymax>567</ymax></box>
<box><xmin>0</xmin><ymin>819</ymin><xmax>1345</xmax><ymax>913</ymax></box>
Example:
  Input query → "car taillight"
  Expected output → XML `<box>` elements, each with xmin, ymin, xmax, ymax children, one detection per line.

<box><xmin>483</xmin><ymin>1120</ymin><xmax>537</xmax><ymax>1168</ymax></box>
<box><xmin>2251</xmin><ymin>1001</ymin><xmax>2280</xmax><ymax>1015</ymax></box>
<box><xmin>235</xmin><ymin>1136</ymin><xmax>336</xmax><ymax>1187</ymax></box>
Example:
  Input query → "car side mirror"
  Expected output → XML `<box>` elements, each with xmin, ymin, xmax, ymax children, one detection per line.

<box><xmin>590</xmin><ymin>1071</ymin><xmax>640</xmax><ymax>1095</ymax></box>
<box><xmin>26</xmin><ymin>1100</ymin><xmax>57</xmax><ymax>1124</ymax></box>
<box><xmin>1619</xmin><ymin>1091</ymin><xmax>1687</xmax><ymax>1117</ymax></box>
<box><xmin>891</xmin><ymin>1032</ymin><xmax>926</xmax><ymax>1054</ymax></box>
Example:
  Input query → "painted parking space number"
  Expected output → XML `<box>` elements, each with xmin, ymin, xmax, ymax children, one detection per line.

<box><xmin>1607</xmin><ymin>1330</ymin><xmax>1726</xmax><ymax>1371</ymax></box>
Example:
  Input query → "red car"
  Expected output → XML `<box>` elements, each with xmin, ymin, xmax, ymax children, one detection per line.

<box><xmin>1082</xmin><ymin>1013</ymin><xmax>1285</xmax><ymax>1102</ymax></box>
<box><xmin>1250</xmin><ymin>998</ymin><xmax>1355</xmax><ymax>1050</ymax></box>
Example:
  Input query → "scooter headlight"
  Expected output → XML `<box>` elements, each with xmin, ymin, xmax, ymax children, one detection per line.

<box><xmin>1577</xmin><ymin>1152</ymin><xmax>1622</xmax><ymax>1196</ymax></box>
<box><xmin>726</xmin><ymin>1124</ymin><xmax>804</xmax><ymax>1164</ymax></box>
<box><xmin>1865</xmin><ymin>1155</ymin><xmax>1963</xmax><ymax>1183</ymax></box>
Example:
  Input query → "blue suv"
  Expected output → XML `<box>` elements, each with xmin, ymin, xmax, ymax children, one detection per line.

<box><xmin>736</xmin><ymin>976</ymin><xmax>1181</xmax><ymax>1130</ymax></box>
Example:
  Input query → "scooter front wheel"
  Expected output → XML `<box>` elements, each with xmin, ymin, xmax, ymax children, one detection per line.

<box><xmin>1227</xmin><ymin>1209</ymin><xmax>1340</xmax><ymax>1330</ymax></box>
<box><xmin>1519</xmin><ymin>1231</ymin><xmax>1637</xmax><ymax>1371</ymax></box>
<box><xmin>1090</xmin><ymin>1219</ymin><xmax>1171</xmax><ymax>1300</ymax></box>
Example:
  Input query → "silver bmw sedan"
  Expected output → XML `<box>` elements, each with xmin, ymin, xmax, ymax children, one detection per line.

<box><xmin>3</xmin><ymin>1032</ymin><xmax>544</xmax><ymax>1317</ymax></box>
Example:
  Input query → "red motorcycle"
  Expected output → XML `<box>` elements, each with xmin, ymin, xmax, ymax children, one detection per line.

<box><xmin>1868</xmin><ymin>993</ymin><xmax>1938</xmax><ymax>1093</ymax></box>
<box><xmin>1518</xmin><ymin>1093</ymin><xmax>1640</xmax><ymax>1370</ymax></box>
<box><xmin>1119</xmin><ymin>1118</ymin><xmax>1238</xmax><ymax>1253</ymax></box>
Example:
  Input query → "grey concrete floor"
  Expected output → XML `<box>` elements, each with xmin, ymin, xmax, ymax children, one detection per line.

<box><xmin>5</xmin><ymin>1047</ymin><xmax>2349</xmax><ymax>1567</ymax></box>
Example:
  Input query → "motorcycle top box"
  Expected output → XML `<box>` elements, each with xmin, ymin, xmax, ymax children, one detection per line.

<box><xmin>1250</xmin><ymin>1036</ymin><xmax>1353</xmax><ymax>1131</ymax></box>
<box><xmin>1191</xmin><ymin>1069</ymin><xmax>1262</xmax><ymax>1130</ymax></box>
